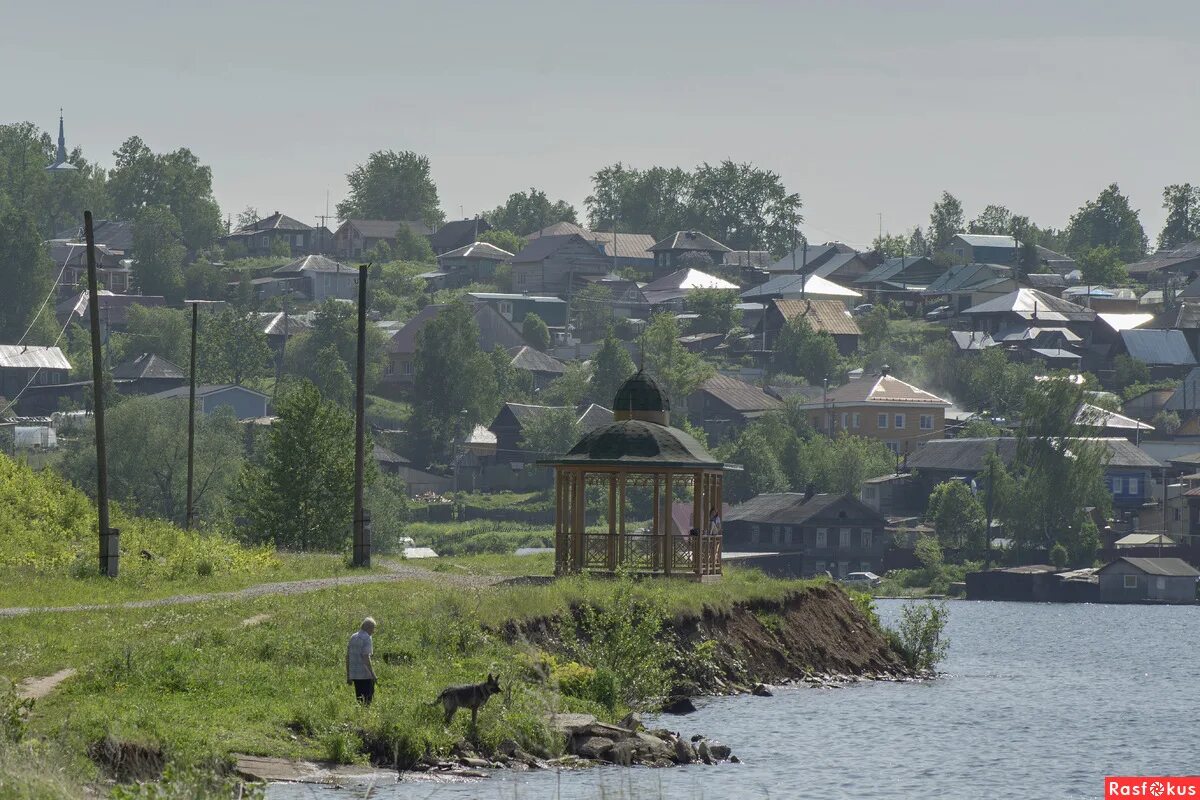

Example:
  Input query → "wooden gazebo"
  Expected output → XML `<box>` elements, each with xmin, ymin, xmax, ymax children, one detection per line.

<box><xmin>543</xmin><ymin>370</ymin><xmax>726</xmax><ymax>581</ymax></box>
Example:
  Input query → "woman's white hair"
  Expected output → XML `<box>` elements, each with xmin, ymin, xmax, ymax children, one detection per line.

<box><xmin>361</xmin><ymin>617</ymin><xmax>376</xmax><ymax>631</ymax></box>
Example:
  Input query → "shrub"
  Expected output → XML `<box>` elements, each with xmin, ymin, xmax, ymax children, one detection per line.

<box><xmin>891</xmin><ymin>600</ymin><xmax>949</xmax><ymax>673</ymax></box>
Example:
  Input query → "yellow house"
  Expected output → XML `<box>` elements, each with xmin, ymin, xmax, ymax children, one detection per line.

<box><xmin>796</xmin><ymin>369</ymin><xmax>951</xmax><ymax>457</ymax></box>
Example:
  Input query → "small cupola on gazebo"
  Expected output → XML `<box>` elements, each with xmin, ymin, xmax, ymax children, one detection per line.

<box><xmin>543</xmin><ymin>369</ymin><xmax>727</xmax><ymax>581</ymax></box>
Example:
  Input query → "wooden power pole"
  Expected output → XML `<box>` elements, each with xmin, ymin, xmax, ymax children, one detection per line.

<box><xmin>185</xmin><ymin>301</ymin><xmax>198</xmax><ymax>528</ymax></box>
<box><xmin>85</xmin><ymin>212</ymin><xmax>116</xmax><ymax>577</ymax></box>
<box><xmin>352</xmin><ymin>264</ymin><xmax>371</xmax><ymax>567</ymax></box>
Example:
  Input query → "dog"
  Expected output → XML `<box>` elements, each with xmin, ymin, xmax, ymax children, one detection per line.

<box><xmin>434</xmin><ymin>673</ymin><xmax>502</xmax><ymax>727</ymax></box>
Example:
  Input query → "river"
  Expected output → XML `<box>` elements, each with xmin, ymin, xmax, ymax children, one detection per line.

<box><xmin>269</xmin><ymin>600</ymin><xmax>1199</xmax><ymax>799</ymax></box>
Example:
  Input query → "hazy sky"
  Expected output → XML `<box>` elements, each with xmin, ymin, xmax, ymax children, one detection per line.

<box><xmin>4</xmin><ymin>0</ymin><xmax>1198</xmax><ymax>247</ymax></box>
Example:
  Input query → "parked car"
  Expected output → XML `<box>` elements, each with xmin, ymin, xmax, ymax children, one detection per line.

<box><xmin>841</xmin><ymin>571</ymin><xmax>882</xmax><ymax>588</ymax></box>
<box><xmin>852</xmin><ymin>303</ymin><xmax>875</xmax><ymax>316</ymax></box>
<box><xmin>924</xmin><ymin>305</ymin><xmax>953</xmax><ymax>321</ymax></box>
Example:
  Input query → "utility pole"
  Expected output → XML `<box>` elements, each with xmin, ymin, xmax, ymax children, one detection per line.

<box><xmin>185</xmin><ymin>301</ymin><xmax>198</xmax><ymax>529</ymax></box>
<box><xmin>984</xmin><ymin>456</ymin><xmax>996</xmax><ymax>569</ymax></box>
<box><xmin>351</xmin><ymin>264</ymin><xmax>371</xmax><ymax>568</ymax></box>
<box><xmin>85</xmin><ymin>212</ymin><xmax>116</xmax><ymax>577</ymax></box>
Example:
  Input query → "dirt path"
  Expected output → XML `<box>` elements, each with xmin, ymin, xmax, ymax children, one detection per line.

<box><xmin>0</xmin><ymin>561</ymin><xmax>511</xmax><ymax>619</ymax></box>
<box><xmin>16</xmin><ymin>668</ymin><xmax>77</xmax><ymax>700</ymax></box>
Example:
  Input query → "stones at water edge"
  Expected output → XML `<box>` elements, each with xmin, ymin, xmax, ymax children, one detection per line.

<box><xmin>661</xmin><ymin>696</ymin><xmax>697</xmax><ymax>714</ymax></box>
<box><xmin>557</xmin><ymin>716</ymin><xmax>735</xmax><ymax>768</ymax></box>
<box><xmin>574</xmin><ymin>736</ymin><xmax>615</xmax><ymax>760</ymax></box>
<box><xmin>751</xmin><ymin>683</ymin><xmax>773</xmax><ymax>697</ymax></box>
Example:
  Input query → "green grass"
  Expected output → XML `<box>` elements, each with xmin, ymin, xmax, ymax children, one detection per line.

<box><xmin>406</xmin><ymin>520</ymin><xmax>556</xmax><ymax>556</ymax></box>
<box><xmin>0</xmin><ymin>560</ymin><xmax>817</xmax><ymax>786</ymax></box>
<box><xmin>364</xmin><ymin>395</ymin><xmax>411</xmax><ymax>428</ymax></box>
<box><xmin>0</xmin><ymin>553</ymin><xmax>372</xmax><ymax>609</ymax></box>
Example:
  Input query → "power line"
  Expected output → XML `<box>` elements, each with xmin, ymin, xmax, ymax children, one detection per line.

<box><xmin>12</xmin><ymin>242</ymin><xmax>74</xmax><ymax>348</ymax></box>
<box><xmin>0</xmin><ymin>311</ymin><xmax>76</xmax><ymax>419</ymax></box>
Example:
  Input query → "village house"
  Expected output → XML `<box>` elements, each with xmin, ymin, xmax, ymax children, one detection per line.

<box><xmin>271</xmin><ymin>255</ymin><xmax>359</xmax><ymax>302</ymax></box>
<box><xmin>922</xmin><ymin>263</ymin><xmax>1019</xmax><ymax>315</ymax></box>
<box><xmin>508</xmin><ymin>345</ymin><xmax>567</xmax><ymax>390</ymax></box>
<box><xmin>524</xmin><ymin>222</ymin><xmax>656</xmax><ymax>271</ymax></box>
<box><xmin>1147</xmin><ymin>304</ymin><xmax>1200</xmax><ymax>358</ymax></box>
<box><xmin>765</xmin><ymin>242</ymin><xmax>875</xmax><ymax>285</ymax></box>
<box><xmin>373</xmin><ymin>444</ymin><xmax>452</xmax><ymax>494</ymax></box>
<box><xmin>257</xmin><ymin>311</ymin><xmax>313</xmax><ymax>357</ymax></box>
<box><xmin>56</xmin><ymin>219</ymin><xmax>135</xmax><ymax>258</ymax></box>
<box><xmin>423</xmin><ymin>242</ymin><xmax>513</xmax><ymax>290</ymax></box>
<box><xmin>480</xmin><ymin>402</ymin><xmax>613</xmax><ymax>490</ymax></box>
<box><xmin>640</xmin><ymin>267</ymin><xmax>739</xmax><ymax>309</ymax></box>
<box><xmin>854</xmin><ymin>256</ymin><xmax>944</xmax><ymax>306</ymax></box>
<box><xmin>220</xmin><ymin>212</ymin><xmax>318</xmax><ymax>257</ymax></box>
<box><xmin>648</xmin><ymin>231</ymin><xmax>732</xmax><ymax>276</ymax></box>
<box><xmin>1125</xmin><ymin>241</ymin><xmax>1200</xmax><ymax>285</ymax></box>
<box><xmin>509</xmin><ymin>234</ymin><xmax>612</xmax><ymax>295</ymax></box>
<box><xmin>906</xmin><ymin>437</ymin><xmax>1162</xmax><ymax>513</ymax></box>
<box><xmin>0</xmin><ymin>345</ymin><xmax>70</xmax><ymax>400</ymax></box>
<box><xmin>148</xmin><ymin>384</ymin><xmax>270</xmax><ymax>420</ymax></box>
<box><xmin>47</xmin><ymin>240</ymin><xmax>132</xmax><ymax>295</ymax></box>
<box><xmin>1115</xmin><ymin>329</ymin><xmax>1197</xmax><ymax>380</ymax></box>
<box><xmin>793</xmin><ymin>369</ymin><xmax>950</xmax><ymax>457</ymax></box>
<box><xmin>333</xmin><ymin>219</ymin><xmax>432</xmax><ymax>259</ymax></box>
<box><xmin>943</xmin><ymin>233</ymin><xmax>1076</xmax><ymax>273</ymax></box>
<box><xmin>574</xmin><ymin>274</ymin><xmax>649</xmax><ymax>319</ymax></box>
<box><xmin>1096</xmin><ymin>557</ymin><xmax>1198</xmax><ymax>604</ymax></box>
<box><xmin>382</xmin><ymin>302</ymin><xmax>526</xmax><ymax>389</ymax></box>
<box><xmin>466</xmin><ymin>292</ymin><xmax>569</xmax><ymax>330</ymax></box>
<box><xmin>427</xmin><ymin>218</ymin><xmax>493</xmax><ymax>255</ymax></box>
<box><xmin>56</xmin><ymin>290</ymin><xmax>166</xmax><ymax>339</ymax></box>
<box><xmin>761</xmin><ymin>298</ymin><xmax>861</xmax><ymax>354</ymax></box>
<box><xmin>960</xmin><ymin>287</ymin><xmax>1096</xmax><ymax>340</ymax></box>
<box><xmin>687</xmin><ymin>374</ymin><xmax>782</xmax><ymax>442</ymax></box>
<box><xmin>741</xmin><ymin>273</ymin><xmax>861</xmax><ymax>306</ymax></box>
<box><xmin>110</xmin><ymin>353</ymin><xmax>185</xmax><ymax>396</ymax></box>
<box><xmin>723</xmin><ymin>491</ymin><xmax>889</xmax><ymax>578</ymax></box>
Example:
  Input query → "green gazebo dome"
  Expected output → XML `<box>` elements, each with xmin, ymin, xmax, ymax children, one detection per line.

<box><xmin>612</xmin><ymin>369</ymin><xmax>670</xmax><ymax>424</ymax></box>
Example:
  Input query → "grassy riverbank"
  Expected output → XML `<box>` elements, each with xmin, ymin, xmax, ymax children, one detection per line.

<box><xmin>2</xmin><ymin>558</ymin><xmax>826</xmax><ymax>796</ymax></box>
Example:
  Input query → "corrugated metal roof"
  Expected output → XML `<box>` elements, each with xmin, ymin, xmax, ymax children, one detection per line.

<box><xmin>510</xmin><ymin>234</ymin><xmax>603</xmax><ymax>264</ymax></box>
<box><xmin>1120</xmin><ymin>329</ymin><xmax>1197</xmax><ymax>366</ymax></box>
<box><xmin>955</xmin><ymin>233</ymin><xmax>1018</xmax><ymax>248</ymax></box>
<box><xmin>437</xmin><ymin>241</ymin><xmax>513</xmax><ymax>261</ymax></box>
<box><xmin>907</xmin><ymin>437</ymin><xmax>1161</xmax><ymax>472</ymax></box>
<box><xmin>111</xmin><ymin>353</ymin><xmax>184</xmax><ymax>381</ymax></box>
<box><xmin>508</xmin><ymin>346</ymin><xmax>567</xmax><ymax>374</ymax></box>
<box><xmin>962</xmin><ymin>288</ymin><xmax>1094</xmax><ymax>322</ymax></box>
<box><xmin>695</xmin><ymin>374</ymin><xmax>782</xmax><ymax>414</ymax></box>
<box><xmin>924</xmin><ymin>263</ymin><xmax>1013</xmax><ymax>294</ymax></box>
<box><xmin>273</xmin><ymin>254</ymin><xmax>353</xmax><ymax>275</ymax></box>
<box><xmin>742</xmin><ymin>273</ymin><xmax>860</xmax><ymax>300</ymax></box>
<box><xmin>0</xmin><ymin>345</ymin><xmax>70</xmax><ymax>371</ymax></box>
<box><xmin>725</xmin><ymin>493</ymin><xmax>880</xmax><ymax>525</ymax></box>
<box><xmin>771</xmin><ymin>298</ymin><xmax>862</xmax><ymax>336</ymax></box>
<box><xmin>341</xmin><ymin>219</ymin><xmax>432</xmax><ymax>239</ymax></box>
<box><xmin>813</xmin><ymin>374</ymin><xmax>950</xmax><ymax>407</ymax></box>
<box><xmin>1099</xmin><ymin>557</ymin><xmax>1199</xmax><ymax>577</ymax></box>
<box><xmin>649</xmin><ymin>230</ymin><xmax>731</xmax><ymax>253</ymax></box>
<box><xmin>1097</xmin><ymin>312</ymin><xmax>1153</xmax><ymax>332</ymax></box>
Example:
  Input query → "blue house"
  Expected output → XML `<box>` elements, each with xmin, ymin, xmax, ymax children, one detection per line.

<box><xmin>149</xmin><ymin>384</ymin><xmax>271</xmax><ymax>420</ymax></box>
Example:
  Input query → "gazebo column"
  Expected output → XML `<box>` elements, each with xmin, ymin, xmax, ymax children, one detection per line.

<box><xmin>617</xmin><ymin>473</ymin><xmax>626</xmax><ymax>569</ymax></box>
<box><xmin>693</xmin><ymin>471</ymin><xmax>704</xmax><ymax>580</ymax></box>
<box><xmin>663</xmin><ymin>471</ymin><xmax>673</xmax><ymax>576</ymax></box>
<box><xmin>554</xmin><ymin>468</ymin><xmax>565</xmax><ymax>576</ymax></box>
<box><xmin>606</xmin><ymin>472</ymin><xmax>617</xmax><ymax>571</ymax></box>
<box><xmin>652</xmin><ymin>474</ymin><xmax>661</xmax><ymax>572</ymax></box>
<box><xmin>573</xmin><ymin>469</ymin><xmax>586</xmax><ymax>572</ymax></box>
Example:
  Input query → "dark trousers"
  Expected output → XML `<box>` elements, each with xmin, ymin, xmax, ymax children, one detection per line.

<box><xmin>353</xmin><ymin>678</ymin><xmax>375</xmax><ymax>706</ymax></box>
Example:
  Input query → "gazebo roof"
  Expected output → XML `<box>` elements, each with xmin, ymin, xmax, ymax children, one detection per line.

<box><xmin>612</xmin><ymin>369</ymin><xmax>669</xmax><ymax>419</ymax></box>
<box><xmin>551</xmin><ymin>418</ymin><xmax>723</xmax><ymax>469</ymax></box>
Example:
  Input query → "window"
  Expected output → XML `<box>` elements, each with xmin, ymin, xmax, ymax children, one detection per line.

<box><xmin>294</xmin><ymin>234</ymin><xmax>303</xmax><ymax>246</ymax></box>
<box><xmin>815</xmin><ymin>561</ymin><xmax>826</xmax><ymax>574</ymax></box>
<box><xmin>839</xmin><ymin>561</ymin><xmax>851</xmax><ymax>577</ymax></box>
<box><xmin>885</xmin><ymin>441</ymin><xmax>899</xmax><ymax>455</ymax></box>
<box><xmin>861</xmin><ymin>529</ymin><xmax>873</xmax><ymax>549</ymax></box>
<box><xmin>815</xmin><ymin>528</ymin><xmax>827</xmax><ymax>548</ymax></box>
<box><xmin>841</xmin><ymin>413</ymin><xmax>848</xmax><ymax>429</ymax></box>
<box><xmin>516</xmin><ymin>271</ymin><xmax>526</xmax><ymax>287</ymax></box>
<box><xmin>783</xmin><ymin>526</ymin><xmax>793</xmax><ymax>545</ymax></box>
<box><xmin>750</xmin><ymin>525</ymin><xmax>760</xmax><ymax>544</ymax></box>
<box><xmin>1127</xmin><ymin>478</ymin><xmax>1139</xmax><ymax>495</ymax></box>
<box><xmin>498</xmin><ymin>301</ymin><xmax>513</xmax><ymax>319</ymax></box>
<box><xmin>402</xmin><ymin>361</ymin><xmax>413</xmax><ymax>376</ymax></box>
<box><xmin>920</xmin><ymin>414</ymin><xmax>933</xmax><ymax>430</ymax></box>
<box><xmin>894</xmin><ymin>414</ymin><xmax>905</xmax><ymax>429</ymax></box>
<box><xmin>839</xmin><ymin>528</ymin><xmax>851</xmax><ymax>549</ymax></box>
<box><xmin>877</xmin><ymin>414</ymin><xmax>888</xmax><ymax>429</ymax></box>
<box><xmin>852</xmin><ymin>413</ymin><xmax>861</xmax><ymax>429</ymax></box>
<box><xmin>861</xmin><ymin>561</ymin><xmax>873</xmax><ymax>572</ymax></box>
<box><xmin>1124</xmin><ymin>574</ymin><xmax>1138</xmax><ymax>589</ymax></box>
<box><xmin>1156</xmin><ymin>577</ymin><xmax>1166</xmax><ymax>592</ymax></box>
<box><xmin>1175</xmin><ymin>508</ymin><xmax>1181</xmax><ymax>521</ymax></box>
<box><xmin>862</xmin><ymin>487</ymin><xmax>877</xmax><ymax>501</ymax></box>
<box><xmin>385</xmin><ymin>362</ymin><xmax>394</xmax><ymax>376</ymax></box>
<box><xmin>772</xmin><ymin>527</ymin><xmax>781</xmax><ymax>544</ymax></box>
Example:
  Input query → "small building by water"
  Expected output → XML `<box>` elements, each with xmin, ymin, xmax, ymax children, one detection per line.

<box><xmin>1096</xmin><ymin>557</ymin><xmax>1199</xmax><ymax>604</ymax></box>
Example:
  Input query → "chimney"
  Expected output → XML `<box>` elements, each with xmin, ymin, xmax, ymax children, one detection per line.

<box><xmin>804</xmin><ymin>482</ymin><xmax>816</xmax><ymax>501</ymax></box>
<box><xmin>880</xmin><ymin>364</ymin><xmax>891</xmax><ymax>377</ymax></box>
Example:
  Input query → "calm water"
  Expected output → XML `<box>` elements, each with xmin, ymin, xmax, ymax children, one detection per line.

<box><xmin>270</xmin><ymin>600</ymin><xmax>1199</xmax><ymax>799</ymax></box>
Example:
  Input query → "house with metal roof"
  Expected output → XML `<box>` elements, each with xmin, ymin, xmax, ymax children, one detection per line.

<box><xmin>960</xmin><ymin>288</ymin><xmax>1096</xmax><ymax>335</ymax></box>
<box><xmin>1117</xmin><ymin>329</ymin><xmax>1197</xmax><ymax>378</ymax></box>
<box><xmin>56</xmin><ymin>290</ymin><xmax>167</xmax><ymax>338</ymax></box>
<box><xmin>922</xmin><ymin>263</ymin><xmax>1019</xmax><ymax>314</ymax></box>
<box><xmin>507</xmin><ymin>345</ymin><xmax>567</xmax><ymax>390</ymax></box>
<box><xmin>1096</xmin><ymin>557</ymin><xmax>1198</xmax><ymax>604</ymax></box>
<box><xmin>510</xmin><ymin>234</ymin><xmax>612</xmax><ymax>295</ymax></box>
<box><xmin>854</xmin><ymin>256</ymin><xmax>944</xmax><ymax>303</ymax></box>
<box><xmin>220</xmin><ymin>212</ymin><xmax>317</xmax><ymax>257</ymax></box>
<box><xmin>333</xmin><ymin>219</ymin><xmax>432</xmax><ymax>259</ymax></box>
<box><xmin>761</xmin><ymin>298</ymin><xmax>861</xmax><ymax>354</ymax></box>
<box><xmin>906</xmin><ymin>437</ymin><xmax>1162</xmax><ymax>510</ymax></box>
<box><xmin>271</xmin><ymin>255</ymin><xmax>359</xmax><ymax>302</ymax></box>
<box><xmin>148</xmin><ymin>384</ymin><xmax>270</xmax><ymax>420</ymax></box>
<box><xmin>722</xmin><ymin>491</ymin><xmax>889</xmax><ymax>578</ymax></box>
<box><xmin>383</xmin><ymin>302</ymin><xmax>526</xmax><ymax>388</ymax></box>
<box><xmin>740</xmin><ymin>272</ymin><xmax>861</xmax><ymax>304</ymax></box>
<box><xmin>943</xmin><ymin>233</ymin><xmax>1076</xmax><ymax>273</ymax></box>
<box><xmin>949</xmin><ymin>330</ymin><xmax>999</xmax><ymax>352</ymax></box>
<box><xmin>687</xmin><ymin>374</ymin><xmax>782</xmax><ymax>442</ymax></box>
<box><xmin>1125</xmin><ymin>241</ymin><xmax>1200</xmax><ymax>284</ymax></box>
<box><xmin>428</xmin><ymin>218</ymin><xmax>493</xmax><ymax>256</ymax></box>
<box><xmin>111</xmin><ymin>353</ymin><xmax>185</xmax><ymax>396</ymax></box>
<box><xmin>648</xmin><ymin>231</ymin><xmax>731</xmax><ymax>276</ymax></box>
<box><xmin>0</xmin><ymin>345</ymin><xmax>71</xmax><ymax>400</ymax></box>
<box><xmin>766</xmin><ymin>242</ymin><xmax>870</xmax><ymax>281</ymax></box>
<box><xmin>792</xmin><ymin>369</ymin><xmax>951</xmax><ymax>457</ymax></box>
<box><xmin>1146</xmin><ymin>303</ymin><xmax>1200</xmax><ymax>358</ymax></box>
<box><xmin>423</xmin><ymin>241</ymin><xmax>513</xmax><ymax>289</ymax></box>
<box><xmin>640</xmin><ymin>267</ymin><xmax>739</xmax><ymax>307</ymax></box>
<box><xmin>467</xmin><ymin>292</ymin><xmax>568</xmax><ymax>329</ymax></box>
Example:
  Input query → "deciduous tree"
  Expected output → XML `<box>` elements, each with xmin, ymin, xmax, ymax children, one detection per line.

<box><xmin>336</xmin><ymin>150</ymin><xmax>443</xmax><ymax>228</ymax></box>
<box><xmin>198</xmin><ymin>309</ymin><xmax>272</xmax><ymax>386</ymax></box>
<box><xmin>487</xmin><ymin>188</ymin><xmax>577</xmax><ymax>235</ymax></box>
<box><xmin>642</xmin><ymin>313</ymin><xmax>714</xmax><ymax>412</ymax></box>
<box><xmin>108</xmin><ymin>136</ymin><xmax>223</xmax><ymax>250</ymax></box>
<box><xmin>521</xmin><ymin>313</ymin><xmax>551</xmax><ymax>351</ymax></box>
<box><xmin>928</xmin><ymin>191</ymin><xmax>965</xmax><ymax>251</ymax></box>
<box><xmin>0</xmin><ymin>195</ymin><xmax>54</xmax><ymax>342</ymax></box>
<box><xmin>132</xmin><ymin>204</ymin><xmax>186</xmax><ymax>302</ymax></box>
<box><xmin>590</xmin><ymin>334</ymin><xmax>635</xmax><ymax>406</ymax></box>
<box><xmin>1064</xmin><ymin>183</ymin><xmax>1147</xmax><ymax>262</ymax></box>
<box><xmin>1158</xmin><ymin>183</ymin><xmax>1200</xmax><ymax>250</ymax></box>
<box><xmin>519</xmin><ymin>406</ymin><xmax>580</xmax><ymax>458</ymax></box>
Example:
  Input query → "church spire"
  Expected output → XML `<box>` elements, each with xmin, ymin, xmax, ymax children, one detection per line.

<box><xmin>47</xmin><ymin>109</ymin><xmax>76</xmax><ymax>172</ymax></box>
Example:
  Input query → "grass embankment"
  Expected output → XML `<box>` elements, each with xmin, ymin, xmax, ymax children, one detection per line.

<box><xmin>2</xmin><ymin>564</ymin><xmax>814</xmax><ymax>793</ymax></box>
<box><xmin>0</xmin><ymin>456</ymin><xmax>370</xmax><ymax>609</ymax></box>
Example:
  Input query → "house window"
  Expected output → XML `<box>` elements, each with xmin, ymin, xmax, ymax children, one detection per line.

<box><xmin>516</xmin><ymin>272</ymin><xmax>526</xmax><ymax>287</ymax></box>
<box><xmin>772</xmin><ymin>527</ymin><xmax>781</xmax><ymax>544</ymax></box>
<box><xmin>839</xmin><ymin>528</ymin><xmax>851</xmax><ymax>549</ymax></box>
<box><xmin>861</xmin><ymin>529</ymin><xmax>873</xmax><ymax>549</ymax></box>
<box><xmin>1124</xmin><ymin>574</ymin><xmax>1138</xmax><ymax>589</ymax></box>
<box><xmin>954</xmin><ymin>247</ymin><xmax>965</xmax><ymax>260</ymax></box>
<box><xmin>815</xmin><ymin>528</ymin><xmax>827</xmax><ymax>548</ymax></box>
<box><xmin>862</xmin><ymin>487</ymin><xmax>877</xmax><ymax>501</ymax></box>
<box><xmin>839</xmin><ymin>561</ymin><xmax>850</xmax><ymax>576</ymax></box>
<box><xmin>783</xmin><ymin>526</ymin><xmax>793</xmax><ymax>545</ymax></box>
<box><xmin>920</xmin><ymin>414</ymin><xmax>933</xmax><ymax>430</ymax></box>
<box><xmin>1156</xmin><ymin>577</ymin><xmax>1166</xmax><ymax>592</ymax></box>
<box><xmin>894</xmin><ymin>414</ymin><xmax>905</xmax><ymax>429</ymax></box>
<box><xmin>294</xmin><ymin>234</ymin><xmax>303</xmax><ymax>246</ymax></box>
<box><xmin>402</xmin><ymin>361</ymin><xmax>413</xmax><ymax>376</ymax></box>
<box><xmin>861</xmin><ymin>561</ymin><xmax>873</xmax><ymax>572</ymax></box>
<box><xmin>885</xmin><ymin>442</ymin><xmax>899</xmax><ymax>455</ymax></box>
<box><xmin>749</xmin><ymin>524</ymin><xmax>761</xmax><ymax>544</ymax></box>
<box><xmin>385</xmin><ymin>362</ymin><xmax>394</xmax><ymax>376</ymax></box>
<box><xmin>498</xmin><ymin>301</ymin><xmax>514</xmax><ymax>319</ymax></box>
<box><xmin>877</xmin><ymin>414</ymin><xmax>888</xmax><ymax>429</ymax></box>
<box><xmin>852</xmin><ymin>413</ymin><xmax>861</xmax><ymax>429</ymax></box>
<box><xmin>815</xmin><ymin>561</ymin><xmax>826</xmax><ymax>575</ymax></box>
<box><xmin>841</xmin><ymin>413</ymin><xmax>848</xmax><ymax>429</ymax></box>
<box><xmin>1127</xmin><ymin>478</ymin><xmax>1139</xmax><ymax>495</ymax></box>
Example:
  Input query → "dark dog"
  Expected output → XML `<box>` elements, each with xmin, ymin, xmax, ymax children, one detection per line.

<box><xmin>435</xmin><ymin>673</ymin><xmax>502</xmax><ymax>726</ymax></box>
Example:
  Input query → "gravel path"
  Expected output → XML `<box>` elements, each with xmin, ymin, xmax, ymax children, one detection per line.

<box><xmin>0</xmin><ymin>561</ymin><xmax>509</xmax><ymax>618</ymax></box>
<box><xmin>16</xmin><ymin>668</ymin><xmax>77</xmax><ymax>700</ymax></box>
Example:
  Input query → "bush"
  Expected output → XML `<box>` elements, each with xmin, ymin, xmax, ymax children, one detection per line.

<box><xmin>891</xmin><ymin>600</ymin><xmax>949</xmax><ymax>673</ymax></box>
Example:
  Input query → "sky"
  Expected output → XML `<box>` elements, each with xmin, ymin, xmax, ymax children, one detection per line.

<box><xmin>3</xmin><ymin>0</ymin><xmax>1198</xmax><ymax>248</ymax></box>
